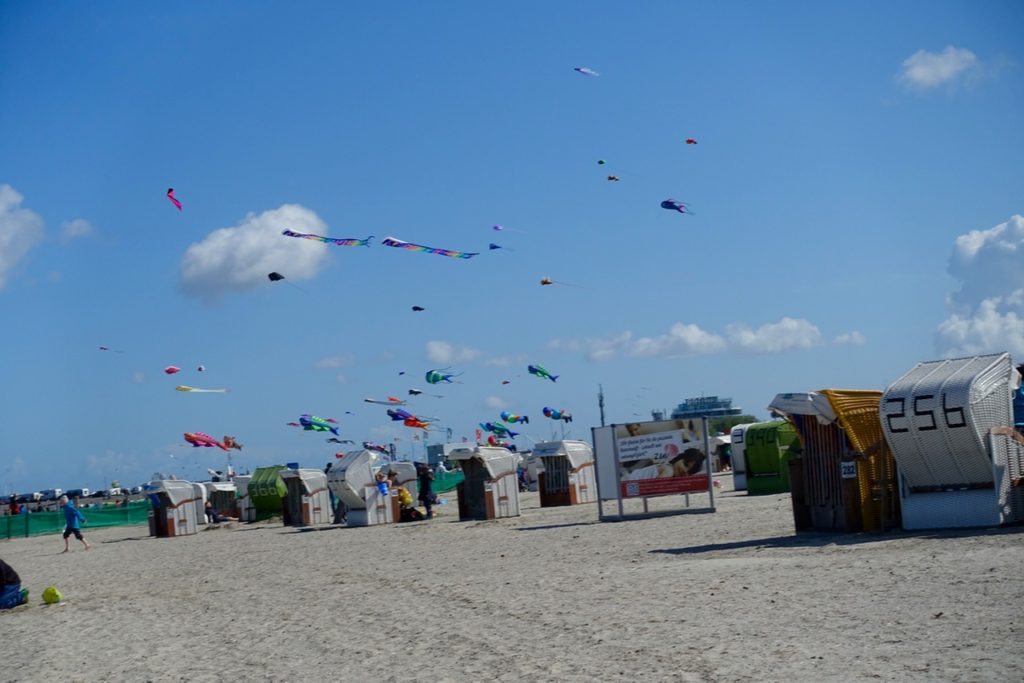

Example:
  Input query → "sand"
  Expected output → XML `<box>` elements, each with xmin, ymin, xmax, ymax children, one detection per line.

<box><xmin>2</xmin><ymin>478</ymin><xmax>1023</xmax><ymax>682</ymax></box>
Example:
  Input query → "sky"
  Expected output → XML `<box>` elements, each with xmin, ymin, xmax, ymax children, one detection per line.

<box><xmin>1</xmin><ymin>1</ymin><xmax>1022</xmax><ymax>494</ymax></box>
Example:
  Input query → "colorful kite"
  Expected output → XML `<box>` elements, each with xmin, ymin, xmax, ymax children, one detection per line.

<box><xmin>404</xmin><ymin>416</ymin><xmax>430</xmax><ymax>431</ymax></box>
<box><xmin>184</xmin><ymin>432</ymin><xmax>228</xmax><ymax>451</ymax></box>
<box><xmin>289</xmin><ymin>414</ymin><xmax>339</xmax><ymax>436</ymax></box>
<box><xmin>574</xmin><ymin>67</ymin><xmax>599</xmax><ymax>76</ymax></box>
<box><xmin>164</xmin><ymin>366</ymin><xmax>181</xmax><ymax>375</ymax></box>
<box><xmin>543</xmin><ymin>407</ymin><xmax>573</xmax><ymax>423</ymax></box>
<box><xmin>660</xmin><ymin>199</ymin><xmax>693</xmax><ymax>215</ymax></box>
<box><xmin>487</xmin><ymin>435</ymin><xmax>510</xmax><ymax>448</ymax></box>
<box><xmin>167</xmin><ymin>188</ymin><xmax>182</xmax><ymax>211</ymax></box>
<box><xmin>685</xmin><ymin>138</ymin><xmax>698</xmax><ymax>145</ymax></box>
<box><xmin>222</xmin><ymin>436</ymin><xmax>243</xmax><ymax>451</ymax></box>
<box><xmin>381</xmin><ymin>236</ymin><xmax>478</xmax><ymax>260</ymax></box>
<box><xmin>425</xmin><ymin>369</ymin><xmax>461</xmax><ymax>384</ymax></box>
<box><xmin>281</xmin><ymin>229</ymin><xmax>372</xmax><ymax>247</ymax></box>
<box><xmin>480</xmin><ymin>422</ymin><xmax>517</xmax><ymax>439</ymax></box>
<box><xmin>387</xmin><ymin>408</ymin><xmax>415</xmax><ymax>422</ymax></box>
<box><xmin>499</xmin><ymin>411</ymin><xmax>529</xmax><ymax>425</ymax></box>
<box><xmin>175</xmin><ymin>385</ymin><xmax>229</xmax><ymax>393</ymax></box>
<box><xmin>362</xmin><ymin>441</ymin><xmax>390</xmax><ymax>455</ymax></box>
<box><xmin>364</xmin><ymin>397</ymin><xmax>407</xmax><ymax>406</ymax></box>
<box><xmin>528</xmin><ymin>364</ymin><xmax>558</xmax><ymax>382</ymax></box>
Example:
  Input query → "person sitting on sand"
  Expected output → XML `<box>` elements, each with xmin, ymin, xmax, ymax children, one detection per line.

<box><xmin>204</xmin><ymin>500</ymin><xmax>238</xmax><ymax>524</ymax></box>
<box><xmin>0</xmin><ymin>558</ymin><xmax>29</xmax><ymax>609</ymax></box>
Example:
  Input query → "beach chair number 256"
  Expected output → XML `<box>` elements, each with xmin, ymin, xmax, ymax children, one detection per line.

<box><xmin>884</xmin><ymin>393</ymin><xmax>966</xmax><ymax>433</ymax></box>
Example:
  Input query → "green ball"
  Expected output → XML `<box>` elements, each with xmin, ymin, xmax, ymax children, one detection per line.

<box><xmin>42</xmin><ymin>586</ymin><xmax>62</xmax><ymax>604</ymax></box>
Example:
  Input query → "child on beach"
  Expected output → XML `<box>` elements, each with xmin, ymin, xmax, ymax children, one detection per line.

<box><xmin>0</xmin><ymin>558</ymin><xmax>29</xmax><ymax>609</ymax></box>
<box><xmin>60</xmin><ymin>495</ymin><xmax>90</xmax><ymax>553</ymax></box>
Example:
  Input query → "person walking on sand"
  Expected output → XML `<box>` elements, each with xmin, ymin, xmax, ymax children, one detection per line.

<box><xmin>417</xmin><ymin>462</ymin><xmax>436</xmax><ymax>520</ymax></box>
<box><xmin>60</xmin><ymin>495</ymin><xmax>90</xmax><ymax>552</ymax></box>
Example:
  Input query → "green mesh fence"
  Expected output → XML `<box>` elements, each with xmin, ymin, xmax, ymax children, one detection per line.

<box><xmin>1</xmin><ymin>502</ymin><xmax>151</xmax><ymax>540</ymax></box>
<box><xmin>433</xmin><ymin>471</ymin><xmax>464</xmax><ymax>493</ymax></box>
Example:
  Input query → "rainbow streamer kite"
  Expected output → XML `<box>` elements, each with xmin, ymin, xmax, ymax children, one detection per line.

<box><xmin>381</xmin><ymin>236</ymin><xmax>478</xmax><ymax>259</ymax></box>
<box><xmin>282</xmin><ymin>229</ymin><xmax>372</xmax><ymax>247</ymax></box>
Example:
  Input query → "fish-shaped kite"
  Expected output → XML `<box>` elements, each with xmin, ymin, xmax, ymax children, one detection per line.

<box><xmin>480</xmin><ymin>422</ymin><xmax>517</xmax><ymax>439</ymax></box>
<box><xmin>425</xmin><ymin>369</ymin><xmax>461</xmax><ymax>384</ymax></box>
<box><xmin>574</xmin><ymin>67</ymin><xmax>599</xmax><ymax>76</ymax></box>
<box><xmin>164</xmin><ymin>366</ymin><xmax>181</xmax><ymax>375</ymax></box>
<box><xmin>364</xmin><ymin>397</ymin><xmax>407</xmax><ymax>406</ymax></box>
<box><xmin>176</xmin><ymin>385</ymin><xmax>229</xmax><ymax>393</ymax></box>
<box><xmin>404</xmin><ymin>416</ymin><xmax>430</xmax><ymax>431</ymax></box>
<box><xmin>294</xmin><ymin>414</ymin><xmax>339</xmax><ymax>435</ymax></box>
<box><xmin>381</xmin><ymin>236</ymin><xmax>478</xmax><ymax>260</ymax></box>
<box><xmin>281</xmin><ymin>229</ymin><xmax>372</xmax><ymax>247</ymax></box>
<box><xmin>500</xmin><ymin>411</ymin><xmax>529</xmax><ymax>424</ymax></box>
<box><xmin>660</xmin><ymin>199</ymin><xmax>693</xmax><ymax>215</ymax></box>
<box><xmin>387</xmin><ymin>408</ymin><xmax>415</xmax><ymax>422</ymax></box>
<box><xmin>528</xmin><ymin>364</ymin><xmax>558</xmax><ymax>382</ymax></box>
<box><xmin>184</xmin><ymin>432</ymin><xmax>228</xmax><ymax>451</ymax></box>
<box><xmin>167</xmin><ymin>188</ymin><xmax>182</xmax><ymax>211</ymax></box>
<box><xmin>685</xmin><ymin>138</ymin><xmax>698</xmax><ymax>145</ymax></box>
<box><xmin>543</xmin><ymin>407</ymin><xmax>573</xmax><ymax>423</ymax></box>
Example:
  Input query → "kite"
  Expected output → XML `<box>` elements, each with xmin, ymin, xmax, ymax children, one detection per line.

<box><xmin>487</xmin><ymin>435</ymin><xmax>510</xmax><ymax>448</ymax></box>
<box><xmin>175</xmin><ymin>385</ymin><xmax>229</xmax><ymax>393</ymax></box>
<box><xmin>164</xmin><ymin>366</ymin><xmax>181</xmax><ymax>375</ymax></box>
<box><xmin>364</xmin><ymin>397</ymin><xmax>407</xmax><ymax>406</ymax></box>
<box><xmin>281</xmin><ymin>229</ymin><xmax>372</xmax><ymax>247</ymax></box>
<box><xmin>685</xmin><ymin>138</ymin><xmax>698</xmax><ymax>145</ymax></box>
<box><xmin>387</xmin><ymin>408</ymin><xmax>415</xmax><ymax>422</ymax></box>
<box><xmin>607</xmin><ymin>176</ymin><xmax>620</xmax><ymax>182</ymax></box>
<box><xmin>597</xmin><ymin>160</ymin><xmax>607</xmax><ymax>165</ymax></box>
<box><xmin>408</xmin><ymin>389</ymin><xmax>443</xmax><ymax>398</ymax></box>
<box><xmin>222</xmin><ymin>436</ymin><xmax>243</xmax><ymax>451</ymax></box>
<box><xmin>197</xmin><ymin>365</ymin><xmax>205</xmax><ymax>372</ymax></box>
<box><xmin>381</xmin><ymin>236</ymin><xmax>478</xmax><ymax>260</ymax></box>
<box><xmin>480</xmin><ymin>422</ymin><xmax>517</xmax><ymax>439</ymax></box>
<box><xmin>98</xmin><ymin>346</ymin><xmax>124</xmax><ymax>353</ymax></box>
<box><xmin>489</xmin><ymin>243</ymin><xmax>512</xmax><ymax>251</ymax></box>
<box><xmin>528</xmin><ymin>364</ymin><xmax>559</xmax><ymax>382</ymax></box>
<box><xmin>184</xmin><ymin>432</ymin><xmax>228</xmax><ymax>451</ymax></box>
<box><xmin>411</xmin><ymin>306</ymin><xmax>425</xmax><ymax>312</ymax></box>
<box><xmin>574</xmin><ymin>67</ymin><xmax>599</xmax><ymax>76</ymax></box>
<box><xmin>501</xmin><ymin>380</ymin><xmax>511</xmax><ymax>385</ymax></box>
<box><xmin>404</xmin><ymin>416</ymin><xmax>430</xmax><ymax>431</ymax></box>
<box><xmin>327</xmin><ymin>437</ymin><xmax>354</xmax><ymax>445</ymax></box>
<box><xmin>289</xmin><ymin>414</ymin><xmax>339</xmax><ymax>435</ymax></box>
<box><xmin>268</xmin><ymin>272</ymin><xmax>285</xmax><ymax>282</ymax></box>
<box><xmin>543</xmin><ymin>407</ymin><xmax>573</xmax><ymax>423</ymax></box>
<box><xmin>500</xmin><ymin>411</ymin><xmax>529</xmax><ymax>425</ymax></box>
<box><xmin>539</xmin><ymin>277</ymin><xmax>586</xmax><ymax>288</ymax></box>
<box><xmin>425</xmin><ymin>369</ymin><xmax>461</xmax><ymax>384</ymax></box>
<box><xmin>660</xmin><ymin>199</ymin><xmax>693</xmax><ymax>215</ymax></box>
<box><xmin>167</xmin><ymin>188</ymin><xmax>182</xmax><ymax>211</ymax></box>
<box><xmin>362</xmin><ymin>441</ymin><xmax>390</xmax><ymax>455</ymax></box>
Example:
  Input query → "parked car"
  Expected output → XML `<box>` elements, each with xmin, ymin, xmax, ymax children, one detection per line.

<box><xmin>92</xmin><ymin>489</ymin><xmax>109</xmax><ymax>499</ymax></box>
<box><xmin>39</xmin><ymin>489</ymin><xmax>63</xmax><ymax>502</ymax></box>
<box><xmin>65</xmin><ymin>488</ymin><xmax>90</xmax><ymax>499</ymax></box>
<box><xmin>130</xmin><ymin>485</ymin><xmax>144</xmax><ymax>494</ymax></box>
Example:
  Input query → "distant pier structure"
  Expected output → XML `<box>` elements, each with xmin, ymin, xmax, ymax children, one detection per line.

<box><xmin>667</xmin><ymin>396</ymin><xmax>743</xmax><ymax>420</ymax></box>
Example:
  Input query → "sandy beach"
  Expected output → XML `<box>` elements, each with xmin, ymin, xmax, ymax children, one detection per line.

<box><xmin>3</xmin><ymin>479</ymin><xmax>1023</xmax><ymax>682</ymax></box>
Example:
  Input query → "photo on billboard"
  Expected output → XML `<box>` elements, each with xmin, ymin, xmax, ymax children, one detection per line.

<box><xmin>614</xmin><ymin>418</ymin><xmax>710</xmax><ymax>498</ymax></box>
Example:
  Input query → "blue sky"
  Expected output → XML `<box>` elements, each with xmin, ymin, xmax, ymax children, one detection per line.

<box><xmin>2</xmin><ymin>1</ymin><xmax>1022</xmax><ymax>494</ymax></box>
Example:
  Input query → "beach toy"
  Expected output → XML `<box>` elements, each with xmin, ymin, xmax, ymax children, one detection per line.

<box><xmin>42</xmin><ymin>586</ymin><xmax>62</xmax><ymax>604</ymax></box>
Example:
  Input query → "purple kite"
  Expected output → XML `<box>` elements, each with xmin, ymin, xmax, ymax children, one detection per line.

<box><xmin>167</xmin><ymin>188</ymin><xmax>182</xmax><ymax>211</ymax></box>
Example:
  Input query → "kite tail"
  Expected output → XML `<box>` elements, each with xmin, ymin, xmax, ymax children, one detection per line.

<box><xmin>524</xmin><ymin>416</ymin><xmax>529</xmax><ymax>424</ymax></box>
<box><xmin>551</xmin><ymin>375</ymin><xmax>559</xmax><ymax>382</ymax></box>
<box><xmin>508</xmin><ymin>430</ymin><xmax>519</xmax><ymax>439</ymax></box>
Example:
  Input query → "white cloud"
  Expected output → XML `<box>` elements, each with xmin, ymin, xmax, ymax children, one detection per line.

<box><xmin>483</xmin><ymin>353</ymin><xmax>526</xmax><ymax>367</ymax></box>
<box><xmin>132</xmin><ymin>371</ymin><xmax>145</xmax><ymax>383</ymax></box>
<box><xmin>727</xmin><ymin>317</ymin><xmax>822</xmax><ymax>353</ymax></box>
<box><xmin>484</xmin><ymin>396</ymin><xmax>506</xmax><ymax>410</ymax></box>
<box><xmin>549</xmin><ymin>317</ymin><xmax>827</xmax><ymax>361</ymax></box>
<box><xmin>60</xmin><ymin>218</ymin><xmax>94</xmax><ymax>243</ymax></box>
<box><xmin>898</xmin><ymin>46</ymin><xmax>979</xmax><ymax>90</ymax></box>
<box><xmin>0</xmin><ymin>184</ymin><xmax>45</xmax><ymax>290</ymax></box>
<box><xmin>833</xmin><ymin>331</ymin><xmax>866</xmax><ymax>346</ymax></box>
<box><xmin>425</xmin><ymin>340</ymin><xmax>482</xmax><ymax>365</ymax></box>
<box><xmin>335</xmin><ymin>373</ymin><xmax>348</xmax><ymax>384</ymax></box>
<box><xmin>937</xmin><ymin>215</ymin><xmax>1024</xmax><ymax>357</ymax></box>
<box><xmin>315</xmin><ymin>354</ymin><xmax>354</xmax><ymax>369</ymax></box>
<box><xmin>631</xmin><ymin>324</ymin><xmax>726</xmax><ymax>358</ymax></box>
<box><xmin>179</xmin><ymin>204</ymin><xmax>330</xmax><ymax>301</ymax></box>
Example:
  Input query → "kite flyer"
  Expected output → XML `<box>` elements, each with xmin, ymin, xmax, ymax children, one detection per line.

<box><xmin>60</xmin><ymin>495</ymin><xmax>90</xmax><ymax>553</ymax></box>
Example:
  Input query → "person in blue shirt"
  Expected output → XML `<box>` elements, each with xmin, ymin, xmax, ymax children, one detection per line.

<box><xmin>60</xmin><ymin>495</ymin><xmax>90</xmax><ymax>553</ymax></box>
<box><xmin>0</xmin><ymin>558</ymin><xmax>29</xmax><ymax>609</ymax></box>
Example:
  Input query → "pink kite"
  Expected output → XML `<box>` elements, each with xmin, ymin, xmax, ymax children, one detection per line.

<box><xmin>167</xmin><ymin>188</ymin><xmax>182</xmax><ymax>211</ymax></box>
<box><xmin>164</xmin><ymin>366</ymin><xmax>181</xmax><ymax>375</ymax></box>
